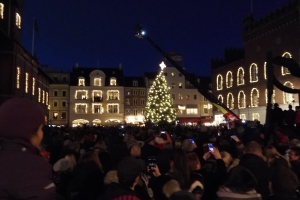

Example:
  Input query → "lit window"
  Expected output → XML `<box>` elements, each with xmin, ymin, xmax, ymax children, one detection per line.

<box><xmin>237</xmin><ymin>67</ymin><xmax>245</xmax><ymax>85</ymax></box>
<box><xmin>92</xmin><ymin>104</ymin><xmax>103</xmax><ymax>114</ymax></box>
<box><xmin>283</xmin><ymin>81</ymin><xmax>294</xmax><ymax>104</ymax></box>
<box><xmin>15</xmin><ymin>13</ymin><xmax>21</xmax><ymax>29</ymax></box>
<box><xmin>265</xmin><ymin>89</ymin><xmax>275</xmax><ymax>104</ymax></box>
<box><xmin>133</xmin><ymin>80</ymin><xmax>138</xmax><ymax>86</ymax></box>
<box><xmin>107</xmin><ymin>90</ymin><xmax>119</xmax><ymax>100</ymax></box>
<box><xmin>92</xmin><ymin>90</ymin><xmax>102</xmax><ymax>102</ymax></box>
<box><xmin>187</xmin><ymin>108</ymin><xmax>198</xmax><ymax>114</ymax></box>
<box><xmin>78</xmin><ymin>78</ymin><xmax>85</xmax><ymax>86</ymax></box>
<box><xmin>107</xmin><ymin>104</ymin><xmax>119</xmax><ymax>113</ymax></box>
<box><xmin>227</xmin><ymin>93</ymin><xmax>234</xmax><ymax>109</ymax></box>
<box><xmin>240</xmin><ymin>114</ymin><xmax>246</xmax><ymax>120</ymax></box>
<box><xmin>250</xmin><ymin>63</ymin><xmax>258</xmax><ymax>83</ymax></box>
<box><xmin>226</xmin><ymin>71</ymin><xmax>233</xmax><ymax>88</ymax></box>
<box><xmin>110</xmin><ymin>78</ymin><xmax>117</xmax><ymax>86</ymax></box>
<box><xmin>94</xmin><ymin>78</ymin><xmax>101</xmax><ymax>86</ymax></box>
<box><xmin>42</xmin><ymin>90</ymin><xmax>45</xmax><ymax>104</ymax></box>
<box><xmin>46</xmin><ymin>92</ymin><xmax>48</xmax><ymax>105</ymax></box>
<box><xmin>238</xmin><ymin>91</ymin><xmax>246</xmax><ymax>109</ymax></box>
<box><xmin>25</xmin><ymin>73</ymin><xmax>29</xmax><ymax>93</ymax></box>
<box><xmin>53</xmin><ymin>112</ymin><xmax>58</xmax><ymax>120</ymax></box>
<box><xmin>179</xmin><ymin>83</ymin><xmax>182</xmax><ymax>88</ymax></box>
<box><xmin>218</xmin><ymin>95</ymin><xmax>223</xmax><ymax>103</ymax></box>
<box><xmin>0</xmin><ymin>3</ymin><xmax>4</xmax><ymax>19</ymax></box>
<box><xmin>75</xmin><ymin>103</ymin><xmax>87</xmax><ymax>113</ymax></box>
<box><xmin>32</xmin><ymin>78</ymin><xmax>35</xmax><ymax>95</ymax></box>
<box><xmin>75</xmin><ymin>90</ymin><xmax>88</xmax><ymax>99</ymax></box>
<box><xmin>38</xmin><ymin>88</ymin><xmax>41</xmax><ymax>102</ymax></box>
<box><xmin>252</xmin><ymin>113</ymin><xmax>260</xmax><ymax>121</ymax></box>
<box><xmin>203</xmin><ymin>105</ymin><xmax>208</xmax><ymax>114</ymax></box>
<box><xmin>250</xmin><ymin>88</ymin><xmax>259</xmax><ymax>107</ymax></box>
<box><xmin>126</xmin><ymin>90</ymin><xmax>131</xmax><ymax>95</ymax></box>
<box><xmin>217</xmin><ymin>74</ymin><xmax>223</xmax><ymax>90</ymax></box>
<box><xmin>16</xmin><ymin>67</ymin><xmax>20</xmax><ymax>89</ymax></box>
<box><xmin>281</xmin><ymin>52</ymin><xmax>292</xmax><ymax>75</ymax></box>
<box><xmin>178</xmin><ymin>94</ymin><xmax>183</xmax><ymax>100</ymax></box>
<box><xmin>171</xmin><ymin>73</ymin><xmax>175</xmax><ymax>77</ymax></box>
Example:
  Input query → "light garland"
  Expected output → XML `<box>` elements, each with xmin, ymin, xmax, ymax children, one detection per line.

<box><xmin>249</xmin><ymin>63</ymin><xmax>258</xmax><ymax>83</ymax></box>
<box><xmin>281</xmin><ymin>52</ymin><xmax>292</xmax><ymax>75</ymax></box>
<box><xmin>110</xmin><ymin>78</ymin><xmax>117</xmax><ymax>86</ymax></box>
<box><xmin>38</xmin><ymin>88</ymin><xmax>41</xmax><ymax>102</ymax></box>
<box><xmin>227</xmin><ymin>92</ymin><xmax>234</xmax><ymax>109</ymax></box>
<box><xmin>265</xmin><ymin>89</ymin><xmax>275</xmax><ymax>104</ymax></box>
<box><xmin>226</xmin><ymin>71</ymin><xmax>233</xmax><ymax>88</ymax></box>
<box><xmin>78</xmin><ymin>78</ymin><xmax>85</xmax><ymax>86</ymax></box>
<box><xmin>75</xmin><ymin>103</ymin><xmax>88</xmax><ymax>113</ymax></box>
<box><xmin>75</xmin><ymin>90</ymin><xmax>88</xmax><ymax>99</ymax></box>
<box><xmin>94</xmin><ymin>78</ymin><xmax>101</xmax><ymax>86</ymax></box>
<box><xmin>46</xmin><ymin>92</ymin><xmax>48</xmax><ymax>105</ymax></box>
<box><xmin>250</xmin><ymin>88</ymin><xmax>259</xmax><ymax>107</ymax></box>
<box><xmin>238</xmin><ymin>90</ymin><xmax>246</xmax><ymax>109</ymax></box>
<box><xmin>264</xmin><ymin>62</ymin><xmax>267</xmax><ymax>80</ymax></box>
<box><xmin>218</xmin><ymin>95</ymin><xmax>223</xmax><ymax>103</ymax></box>
<box><xmin>252</xmin><ymin>113</ymin><xmax>260</xmax><ymax>121</ymax></box>
<box><xmin>237</xmin><ymin>67</ymin><xmax>245</xmax><ymax>85</ymax></box>
<box><xmin>0</xmin><ymin>3</ymin><xmax>4</xmax><ymax>19</ymax></box>
<box><xmin>107</xmin><ymin>103</ymin><xmax>119</xmax><ymax>113</ymax></box>
<box><xmin>16</xmin><ymin>67</ymin><xmax>20</xmax><ymax>89</ymax></box>
<box><xmin>25</xmin><ymin>73</ymin><xmax>29</xmax><ymax>93</ymax></box>
<box><xmin>42</xmin><ymin>90</ymin><xmax>45</xmax><ymax>104</ymax></box>
<box><xmin>239</xmin><ymin>114</ymin><xmax>246</xmax><ymax>120</ymax></box>
<box><xmin>283</xmin><ymin>81</ymin><xmax>294</xmax><ymax>104</ymax></box>
<box><xmin>107</xmin><ymin>90</ymin><xmax>119</xmax><ymax>100</ymax></box>
<box><xmin>32</xmin><ymin>78</ymin><xmax>35</xmax><ymax>95</ymax></box>
<box><xmin>217</xmin><ymin>74</ymin><xmax>223</xmax><ymax>90</ymax></box>
<box><xmin>92</xmin><ymin>103</ymin><xmax>103</xmax><ymax>114</ymax></box>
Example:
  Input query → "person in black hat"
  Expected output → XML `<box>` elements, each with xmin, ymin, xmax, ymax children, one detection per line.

<box><xmin>100</xmin><ymin>156</ymin><xmax>145</xmax><ymax>200</ymax></box>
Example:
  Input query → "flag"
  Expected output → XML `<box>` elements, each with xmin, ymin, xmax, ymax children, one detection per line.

<box><xmin>34</xmin><ymin>18</ymin><xmax>39</xmax><ymax>33</ymax></box>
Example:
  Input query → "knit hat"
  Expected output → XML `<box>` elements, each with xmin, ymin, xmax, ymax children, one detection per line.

<box><xmin>53</xmin><ymin>158</ymin><xmax>71</xmax><ymax>172</ymax></box>
<box><xmin>0</xmin><ymin>98</ymin><xmax>45</xmax><ymax>141</ymax></box>
<box><xmin>170</xmin><ymin>191</ymin><xmax>197</xmax><ymax>200</ymax></box>
<box><xmin>117</xmin><ymin>156</ymin><xmax>144</xmax><ymax>182</ymax></box>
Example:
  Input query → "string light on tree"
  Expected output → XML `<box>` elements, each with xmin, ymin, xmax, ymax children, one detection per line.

<box><xmin>144</xmin><ymin>61</ymin><xmax>176</xmax><ymax>124</ymax></box>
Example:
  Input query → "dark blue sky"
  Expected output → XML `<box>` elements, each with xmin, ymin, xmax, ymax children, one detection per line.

<box><xmin>22</xmin><ymin>0</ymin><xmax>292</xmax><ymax>76</ymax></box>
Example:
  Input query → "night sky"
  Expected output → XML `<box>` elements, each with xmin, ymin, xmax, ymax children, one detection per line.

<box><xmin>22</xmin><ymin>0</ymin><xmax>291</xmax><ymax>76</ymax></box>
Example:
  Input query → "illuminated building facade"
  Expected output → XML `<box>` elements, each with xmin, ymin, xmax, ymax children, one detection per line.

<box><xmin>124</xmin><ymin>77</ymin><xmax>146</xmax><ymax>124</ymax></box>
<box><xmin>0</xmin><ymin>0</ymin><xmax>51</xmax><ymax>115</ymax></box>
<box><xmin>69</xmin><ymin>65</ymin><xmax>124</xmax><ymax>126</ymax></box>
<box><xmin>211</xmin><ymin>1</ymin><xmax>300</xmax><ymax>124</ymax></box>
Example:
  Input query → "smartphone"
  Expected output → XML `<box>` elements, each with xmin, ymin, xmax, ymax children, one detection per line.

<box><xmin>148</xmin><ymin>156</ymin><xmax>156</xmax><ymax>172</ymax></box>
<box><xmin>208</xmin><ymin>143</ymin><xmax>214</xmax><ymax>152</ymax></box>
<box><xmin>231</xmin><ymin>135</ymin><xmax>236</xmax><ymax>139</ymax></box>
<box><xmin>161</xmin><ymin>131</ymin><xmax>165</xmax><ymax>134</ymax></box>
<box><xmin>190</xmin><ymin>138</ymin><xmax>194</xmax><ymax>143</ymax></box>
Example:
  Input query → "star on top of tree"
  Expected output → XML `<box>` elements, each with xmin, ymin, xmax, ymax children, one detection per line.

<box><xmin>159</xmin><ymin>61</ymin><xmax>166</xmax><ymax>70</ymax></box>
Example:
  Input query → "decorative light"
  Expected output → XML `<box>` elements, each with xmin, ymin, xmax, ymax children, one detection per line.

<box><xmin>107</xmin><ymin>90</ymin><xmax>119</xmax><ymax>100</ymax></box>
<box><xmin>216</xmin><ymin>74</ymin><xmax>223</xmax><ymax>90</ymax></box>
<box><xmin>15</xmin><ymin>13</ymin><xmax>21</xmax><ymax>29</ymax></box>
<box><xmin>0</xmin><ymin>3</ymin><xmax>4</xmax><ymax>19</ymax></box>
<box><xmin>237</xmin><ymin>67</ymin><xmax>245</xmax><ymax>86</ymax></box>
<box><xmin>92</xmin><ymin>103</ymin><xmax>103</xmax><ymax>114</ymax></box>
<box><xmin>32</xmin><ymin>78</ymin><xmax>35</xmax><ymax>95</ymax></box>
<box><xmin>218</xmin><ymin>95</ymin><xmax>223</xmax><ymax>103</ymax></box>
<box><xmin>265</xmin><ymin>89</ymin><xmax>275</xmax><ymax>104</ymax></box>
<box><xmin>249</xmin><ymin>63</ymin><xmax>258</xmax><ymax>83</ymax></box>
<box><xmin>46</xmin><ymin>92</ymin><xmax>48</xmax><ymax>105</ymax></box>
<box><xmin>281</xmin><ymin>52</ymin><xmax>292</xmax><ymax>75</ymax></box>
<box><xmin>252</xmin><ymin>113</ymin><xmax>260</xmax><ymax>121</ymax></box>
<box><xmin>283</xmin><ymin>81</ymin><xmax>294</xmax><ymax>104</ymax></box>
<box><xmin>38</xmin><ymin>88</ymin><xmax>41</xmax><ymax>102</ymax></box>
<box><xmin>159</xmin><ymin>61</ymin><xmax>166</xmax><ymax>70</ymax></box>
<box><xmin>238</xmin><ymin>90</ymin><xmax>246</xmax><ymax>109</ymax></box>
<box><xmin>264</xmin><ymin>62</ymin><xmax>267</xmax><ymax>80</ymax></box>
<box><xmin>250</xmin><ymin>88</ymin><xmax>259</xmax><ymax>107</ymax></box>
<box><xmin>75</xmin><ymin>103</ymin><xmax>88</xmax><ymax>113</ymax></box>
<box><xmin>178</xmin><ymin>105</ymin><xmax>186</xmax><ymax>110</ymax></box>
<box><xmin>16</xmin><ymin>67</ymin><xmax>20</xmax><ymax>89</ymax></box>
<box><xmin>226</xmin><ymin>92</ymin><xmax>234</xmax><ymax>109</ymax></box>
<box><xmin>25</xmin><ymin>73</ymin><xmax>29</xmax><ymax>93</ymax></box>
<box><xmin>226</xmin><ymin>71</ymin><xmax>233</xmax><ymax>88</ymax></box>
<box><xmin>94</xmin><ymin>78</ymin><xmax>101</xmax><ymax>86</ymax></box>
<box><xmin>110</xmin><ymin>78</ymin><xmax>117</xmax><ymax>86</ymax></box>
<box><xmin>78</xmin><ymin>78</ymin><xmax>85</xmax><ymax>86</ymax></box>
<box><xmin>42</xmin><ymin>90</ymin><xmax>45</xmax><ymax>104</ymax></box>
<box><xmin>239</xmin><ymin>114</ymin><xmax>246</xmax><ymax>120</ymax></box>
<box><xmin>75</xmin><ymin>90</ymin><xmax>88</xmax><ymax>99</ymax></box>
<box><xmin>107</xmin><ymin>103</ymin><xmax>119</xmax><ymax>113</ymax></box>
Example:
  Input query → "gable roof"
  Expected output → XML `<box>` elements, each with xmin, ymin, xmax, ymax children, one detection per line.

<box><xmin>124</xmin><ymin>76</ymin><xmax>146</xmax><ymax>87</ymax></box>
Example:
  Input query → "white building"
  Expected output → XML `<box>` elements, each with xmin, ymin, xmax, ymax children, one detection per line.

<box><xmin>69</xmin><ymin>66</ymin><xmax>125</xmax><ymax>127</ymax></box>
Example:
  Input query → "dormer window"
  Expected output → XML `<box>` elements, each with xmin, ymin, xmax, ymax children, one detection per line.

<box><xmin>78</xmin><ymin>77</ymin><xmax>85</xmax><ymax>86</ymax></box>
<box><xmin>133</xmin><ymin>80</ymin><xmax>138</xmax><ymax>86</ymax></box>
<box><xmin>16</xmin><ymin>13</ymin><xmax>21</xmax><ymax>29</ymax></box>
<box><xmin>110</xmin><ymin>78</ymin><xmax>116</xmax><ymax>86</ymax></box>
<box><xmin>94</xmin><ymin>78</ymin><xmax>101</xmax><ymax>86</ymax></box>
<box><xmin>0</xmin><ymin>3</ymin><xmax>4</xmax><ymax>19</ymax></box>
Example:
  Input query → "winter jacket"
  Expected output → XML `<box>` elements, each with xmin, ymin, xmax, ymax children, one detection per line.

<box><xmin>217</xmin><ymin>186</ymin><xmax>262</xmax><ymax>200</ymax></box>
<box><xmin>0</xmin><ymin>140</ymin><xmax>56</xmax><ymax>200</ymax></box>
<box><xmin>100</xmin><ymin>182</ymin><xmax>140</xmax><ymax>200</ymax></box>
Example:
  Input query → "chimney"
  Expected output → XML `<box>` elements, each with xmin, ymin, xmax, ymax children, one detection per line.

<box><xmin>119</xmin><ymin>63</ymin><xmax>122</xmax><ymax>70</ymax></box>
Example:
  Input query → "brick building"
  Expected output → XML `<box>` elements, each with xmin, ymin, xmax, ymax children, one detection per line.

<box><xmin>211</xmin><ymin>0</ymin><xmax>300</xmax><ymax>124</ymax></box>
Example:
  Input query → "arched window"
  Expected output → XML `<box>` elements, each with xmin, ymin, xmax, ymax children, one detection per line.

<box><xmin>265</xmin><ymin>89</ymin><xmax>275</xmax><ymax>104</ymax></box>
<box><xmin>251</xmin><ymin>88</ymin><xmax>259</xmax><ymax>107</ymax></box>
<box><xmin>238</xmin><ymin>91</ymin><xmax>246</xmax><ymax>109</ymax></box>
<box><xmin>264</xmin><ymin>62</ymin><xmax>267</xmax><ymax>80</ymax></box>
<box><xmin>217</xmin><ymin>74</ymin><xmax>223</xmax><ymax>90</ymax></box>
<box><xmin>227</xmin><ymin>93</ymin><xmax>234</xmax><ymax>109</ymax></box>
<box><xmin>282</xmin><ymin>52</ymin><xmax>292</xmax><ymax>75</ymax></box>
<box><xmin>283</xmin><ymin>81</ymin><xmax>294</xmax><ymax>104</ymax></box>
<box><xmin>237</xmin><ymin>67</ymin><xmax>244</xmax><ymax>86</ymax></box>
<box><xmin>218</xmin><ymin>95</ymin><xmax>223</xmax><ymax>103</ymax></box>
<box><xmin>226</xmin><ymin>71</ymin><xmax>233</xmax><ymax>88</ymax></box>
<box><xmin>110</xmin><ymin>77</ymin><xmax>117</xmax><ymax>86</ymax></box>
<box><xmin>250</xmin><ymin>63</ymin><xmax>258</xmax><ymax>83</ymax></box>
<box><xmin>78</xmin><ymin>77</ymin><xmax>85</xmax><ymax>86</ymax></box>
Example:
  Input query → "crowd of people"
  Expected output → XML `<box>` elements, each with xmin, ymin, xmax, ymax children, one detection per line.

<box><xmin>1</xmin><ymin>98</ymin><xmax>300</xmax><ymax>200</ymax></box>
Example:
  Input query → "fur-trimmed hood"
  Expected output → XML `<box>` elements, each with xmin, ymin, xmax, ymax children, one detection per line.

<box><xmin>217</xmin><ymin>186</ymin><xmax>262</xmax><ymax>200</ymax></box>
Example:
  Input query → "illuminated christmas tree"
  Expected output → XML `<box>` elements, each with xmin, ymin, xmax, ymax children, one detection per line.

<box><xmin>144</xmin><ymin>62</ymin><xmax>176</xmax><ymax>124</ymax></box>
